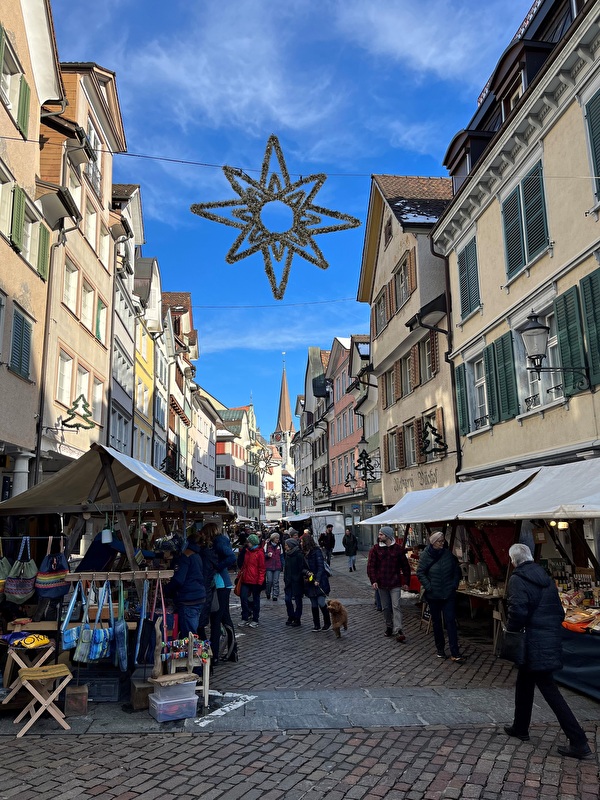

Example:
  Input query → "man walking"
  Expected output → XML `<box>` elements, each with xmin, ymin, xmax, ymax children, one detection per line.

<box><xmin>343</xmin><ymin>528</ymin><xmax>358</xmax><ymax>572</ymax></box>
<box><xmin>367</xmin><ymin>526</ymin><xmax>411</xmax><ymax>643</ymax></box>
<box><xmin>318</xmin><ymin>524</ymin><xmax>336</xmax><ymax>566</ymax></box>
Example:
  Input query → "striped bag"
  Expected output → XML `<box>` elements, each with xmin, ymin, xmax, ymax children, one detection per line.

<box><xmin>35</xmin><ymin>536</ymin><xmax>70</xmax><ymax>598</ymax></box>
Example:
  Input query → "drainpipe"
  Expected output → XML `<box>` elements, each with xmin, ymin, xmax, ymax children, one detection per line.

<box><xmin>429</xmin><ymin>235</ymin><xmax>463</xmax><ymax>480</ymax></box>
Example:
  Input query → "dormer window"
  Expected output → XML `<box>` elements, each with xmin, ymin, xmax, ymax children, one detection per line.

<box><xmin>502</xmin><ymin>76</ymin><xmax>524</xmax><ymax>122</ymax></box>
<box><xmin>384</xmin><ymin>216</ymin><xmax>392</xmax><ymax>247</ymax></box>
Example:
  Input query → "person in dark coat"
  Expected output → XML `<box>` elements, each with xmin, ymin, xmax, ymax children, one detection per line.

<box><xmin>283</xmin><ymin>538</ymin><xmax>304</xmax><ymax>627</ymax></box>
<box><xmin>302</xmin><ymin>533</ymin><xmax>331</xmax><ymax>632</ymax></box>
<box><xmin>417</xmin><ymin>531</ymin><xmax>463</xmax><ymax>661</ymax></box>
<box><xmin>503</xmin><ymin>544</ymin><xmax>592</xmax><ymax>759</ymax></box>
<box><xmin>318</xmin><ymin>524</ymin><xmax>336</xmax><ymax>566</ymax></box>
<box><xmin>342</xmin><ymin>528</ymin><xmax>359</xmax><ymax>572</ymax></box>
<box><xmin>167</xmin><ymin>532</ymin><xmax>206</xmax><ymax>638</ymax></box>
<box><xmin>367</xmin><ymin>526</ymin><xmax>411</xmax><ymax>643</ymax></box>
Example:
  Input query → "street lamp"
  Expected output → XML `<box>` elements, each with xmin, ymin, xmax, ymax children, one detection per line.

<box><xmin>519</xmin><ymin>311</ymin><xmax>591</xmax><ymax>392</ymax></box>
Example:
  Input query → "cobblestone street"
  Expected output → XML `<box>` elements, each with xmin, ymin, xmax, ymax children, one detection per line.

<box><xmin>0</xmin><ymin>555</ymin><xmax>598</xmax><ymax>799</ymax></box>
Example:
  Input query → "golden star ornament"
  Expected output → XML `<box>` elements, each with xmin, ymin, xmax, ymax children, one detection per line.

<box><xmin>190</xmin><ymin>135</ymin><xmax>361</xmax><ymax>300</ymax></box>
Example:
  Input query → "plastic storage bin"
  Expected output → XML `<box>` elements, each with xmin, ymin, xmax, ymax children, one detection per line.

<box><xmin>148</xmin><ymin>694</ymin><xmax>198</xmax><ymax>722</ymax></box>
<box><xmin>153</xmin><ymin>680</ymin><xmax>197</xmax><ymax>702</ymax></box>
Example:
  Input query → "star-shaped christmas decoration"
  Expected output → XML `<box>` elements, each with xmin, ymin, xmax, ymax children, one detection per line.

<box><xmin>252</xmin><ymin>447</ymin><xmax>274</xmax><ymax>480</ymax></box>
<box><xmin>191</xmin><ymin>135</ymin><xmax>361</xmax><ymax>299</ymax></box>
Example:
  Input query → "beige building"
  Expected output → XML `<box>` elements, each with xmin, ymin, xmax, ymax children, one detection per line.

<box><xmin>0</xmin><ymin>2</ymin><xmax>67</xmax><ymax>495</ymax></box>
<box><xmin>432</xmin><ymin>0</ymin><xmax>600</xmax><ymax>479</ymax></box>
<box><xmin>358</xmin><ymin>176</ymin><xmax>458</xmax><ymax>508</ymax></box>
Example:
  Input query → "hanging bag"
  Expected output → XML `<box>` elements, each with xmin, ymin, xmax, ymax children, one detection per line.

<box><xmin>73</xmin><ymin>582</ymin><xmax>93</xmax><ymax>663</ymax></box>
<box><xmin>134</xmin><ymin>579</ymin><xmax>150</xmax><ymax>666</ymax></box>
<box><xmin>114</xmin><ymin>580</ymin><xmax>129</xmax><ymax>672</ymax></box>
<box><xmin>498</xmin><ymin>625</ymin><xmax>526</xmax><ymax>666</ymax></box>
<box><xmin>0</xmin><ymin>539</ymin><xmax>12</xmax><ymax>602</ymax></box>
<box><xmin>61</xmin><ymin>580</ymin><xmax>86</xmax><ymax>650</ymax></box>
<box><xmin>89</xmin><ymin>580</ymin><xmax>115</xmax><ymax>660</ymax></box>
<box><xmin>5</xmin><ymin>537</ymin><xmax>38</xmax><ymax>604</ymax></box>
<box><xmin>35</xmin><ymin>536</ymin><xmax>70</xmax><ymax>598</ymax></box>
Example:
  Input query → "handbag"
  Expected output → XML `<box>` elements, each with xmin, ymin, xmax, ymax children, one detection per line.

<box><xmin>498</xmin><ymin>624</ymin><xmax>526</xmax><ymax>666</ymax></box>
<box><xmin>73</xmin><ymin>583</ymin><xmax>93</xmax><ymax>663</ymax></box>
<box><xmin>61</xmin><ymin>580</ymin><xmax>86</xmax><ymax>650</ymax></box>
<box><xmin>233</xmin><ymin>572</ymin><xmax>243</xmax><ymax>597</ymax></box>
<box><xmin>4</xmin><ymin>537</ymin><xmax>38</xmax><ymax>604</ymax></box>
<box><xmin>114</xmin><ymin>580</ymin><xmax>129</xmax><ymax>672</ymax></box>
<box><xmin>89</xmin><ymin>580</ymin><xmax>115</xmax><ymax>660</ymax></box>
<box><xmin>323</xmin><ymin>561</ymin><xmax>333</xmax><ymax>577</ymax></box>
<box><xmin>35</xmin><ymin>536</ymin><xmax>70</xmax><ymax>598</ymax></box>
<box><xmin>0</xmin><ymin>539</ymin><xmax>11</xmax><ymax>602</ymax></box>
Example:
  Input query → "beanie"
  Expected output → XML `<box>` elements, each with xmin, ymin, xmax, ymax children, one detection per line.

<box><xmin>285</xmin><ymin>538</ymin><xmax>299</xmax><ymax>551</ymax></box>
<box><xmin>429</xmin><ymin>531</ymin><xmax>445</xmax><ymax>545</ymax></box>
<box><xmin>379</xmin><ymin>526</ymin><xmax>395</xmax><ymax>542</ymax></box>
<box><xmin>247</xmin><ymin>534</ymin><xmax>260</xmax><ymax>547</ymax></box>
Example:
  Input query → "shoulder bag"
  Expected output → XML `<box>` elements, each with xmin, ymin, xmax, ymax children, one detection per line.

<box><xmin>35</xmin><ymin>536</ymin><xmax>70</xmax><ymax>598</ymax></box>
<box><xmin>5</xmin><ymin>536</ymin><xmax>38</xmax><ymax>604</ymax></box>
<box><xmin>89</xmin><ymin>580</ymin><xmax>115</xmax><ymax>660</ymax></box>
<box><xmin>498</xmin><ymin>625</ymin><xmax>526</xmax><ymax>666</ymax></box>
<box><xmin>0</xmin><ymin>539</ymin><xmax>12</xmax><ymax>602</ymax></box>
<box><xmin>114</xmin><ymin>579</ymin><xmax>129</xmax><ymax>672</ymax></box>
<box><xmin>61</xmin><ymin>580</ymin><xmax>86</xmax><ymax>650</ymax></box>
<box><xmin>73</xmin><ymin>582</ymin><xmax>93</xmax><ymax>663</ymax></box>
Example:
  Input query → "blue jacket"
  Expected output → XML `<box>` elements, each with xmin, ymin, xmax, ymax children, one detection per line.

<box><xmin>169</xmin><ymin>543</ymin><xmax>206</xmax><ymax>605</ymax></box>
<box><xmin>304</xmin><ymin>546</ymin><xmax>330</xmax><ymax>597</ymax></box>
<box><xmin>507</xmin><ymin>561</ymin><xmax>564</xmax><ymax>672</ymax></box>
<box><xmin>213</xmin><ymin>533</ymin><xmax>237</xmax><ymax>586</ymax></box>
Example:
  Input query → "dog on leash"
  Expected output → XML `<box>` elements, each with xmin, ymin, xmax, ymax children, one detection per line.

<box><xmin>326</xmin><ymin>599</ymin><xmax>348</xmax><ymax>638</ymax></box>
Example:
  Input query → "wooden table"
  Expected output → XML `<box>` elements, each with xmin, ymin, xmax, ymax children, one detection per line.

<box><xmin>456</xmin><ymin>589</ymin><xmax>506</xmax><ymax>654</ymax></box>
<box><xmin>1</xmin><ymin>642</ymin><xmax>56</xmax><ymax>706</ymax></box>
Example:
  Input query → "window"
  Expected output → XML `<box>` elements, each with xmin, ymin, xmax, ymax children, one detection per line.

<box><xmin>387</xmin><ymin>430</ymin><xmax>399</xmax><ymax>472</ymax></box>
<box><xmin>337</xmin><ymin>459</ymin><xmax>343</xmax><ymax>485</ymax></box>
<box><xmin>384</xmin><ymin>216</ymin><xmax>393</xmax><ymax>246</ymax></box>
<box><xmin>99</xmin><ymin>225</ymin><xmax>110</xmax><ymax>266</ymax></box>
<box><xmin>473</xmin><ymin>358</ymin><xmax>489</xmax><ymax>428</ymax></box>
<box><xmin>457</xmin><ymin>237</ymin><xmax>480</xmax><ymax>317</ymax></box>
<box><xmin>110</xmin><ymin>408</ymin><xmax>130</xmax><ymax>453</ymax></box>
<box><xmin>92</xmin><ymin>378</ymin><xmax>103</xmax><ymax>422</ymax></box>
<box><xmin>394</xmin><ymin>260</ymin><xmax>410</xmax><ymax>308</ymax></box>
<box><xmin>384</xmin><ymin>368</ymin><xmax>395</xmax><ymax>407</ymax></box>
<box><xmin>404</xmin><ymin>423</ymin><xmax>416</xmax><ymax>467</ymax></box>
<box><xmin>342</xmin><ymin>411</ymin><xmax>347</xmax><ymax>439</ymax></box>
<box><xmin>502</xmin><ymin>161</ymin><xmax>549</xmax><ymax>278</ymax></box>
<box><xmin>85</xmin><ymin>120</ymin><xmax>102</xmax><ymax>195</ymax></box>
<box><xmin>337</xmin><ymin>416</ymin><xmax>342</xmax><ymax>442</ymax></box>
<box><xmin>0</xmin><ymin>292</ymin><xmax>5</xmax><ymax>357</ymax></box>
<box><xmin>335</xmin><ymin>376</ymin><xmax>341</xmax><ymax>401</ymax></box>
<box><xmin>76</xmin><ymin>365</ymin><xmax>89</xmax><ymax>403</ymax></box>
<box><xmin>10</xmin><ymin>307</ymin><xmax>32</xmax><ymax>379</ymax></box>
<box><xmin>85</xmin><ymin>200</ymin><xmax>97</xmax><ymax>249</ymax></box>
<box><xmin>401</xmin><ymin>354</ymin><xmax>412</xmax><ymax>396</ymax></box>
<box><xmin>419</xmin><ymin>337</ymin><xmax>433</xmax><ymax>382</ymax></box>
<box><xmin>96</xmin><ymin>298</ymin><xmax>107</xmax><ymax>343</ymax></box>
<box><xmin>348</xmin><ymin>411</ymin><xmax>354</xmax><ymax>435</ymax></box>
<box><xmin>81</xmin><ymin>281</ymin><xmax>94</xmax><ymax>330</ymax></box>
<box><xmin>587</xmin><ymin>89</ymin><xmax>600</xmax><ymax>201</ymax></box>
<box><xmin>342</xmin><ymin>370</ymin><xmax>347</xmax><ymax>393</ymax></box>
<box><xmin>0</xmin><ymin>167</ymin><xmax>12</xmax><ymax>236</ymax></box>
<box><xmin>67</xmin><ymin>167</ymin><xmax>81</xmax><ymax>211</ymax></box>
<box><xmin>63</xmin><ymin>259</ymin><xmax>78</xmax><ymax>311</ymax></box>
<box><xmin>0</xmin><ymin>26</ymin><xmax>30</xmax><ymax>137</ymax></box>
<box><xmin>374</xmin><ymin>292</ymin><xmax>387</xmax><ymax>336</ymax></box>
<box><xmin>57</xmin><ymin>350</ymin><xmax>73</xmax><ymax>405</ymax></box>
<box><xmin>216</xmin><ymin>465</ymin><xmax>226</xmax><ymax>480</ymax></box>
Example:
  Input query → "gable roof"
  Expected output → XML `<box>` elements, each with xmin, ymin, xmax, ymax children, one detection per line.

<box><xmin>373</xmin><ymin>175</ymin><xmax>453</xmax><ymax>226</ymax></box>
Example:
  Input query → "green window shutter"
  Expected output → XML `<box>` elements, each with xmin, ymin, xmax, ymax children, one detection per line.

<box><xmin>580</xmin><ymin>267</ymin><xmax>600</xmax><ymax>386</ymax></box>
<box><xmin>10</xmin><ymin>310</ymin><xmax>31</xmax><ymax>379</ymax></box>
<box><xmin>522</xmin><ymin>162</ymin><xmax>548</xmax><ymax>260</ymax></box>
<box><xmin>483</xmin><ymin>344</ymin><xmax>500</xmax><ymax>425</ymax></box>
<box><xmin>10</xmin><ymin>185</ymin><xmax>25</xmax><ymax>252</ymax></box>
<box><xmin>554</xmin><ymin>286</ymin><xmax>587</xmax><ymax>397</ymax></box>
<box><xmin>455</xmin><ymin>363</ymin><xmax>469</xmax><ymax>436</ymax></box>
<box><xmin>502</xmin><ymin>187</ymin><xmax>525</xmax><ymax>277</ymax></box>
<box><xmin>458</xmin><ymin>237</ymin><xmax>480</xmax><ymax>317</ymax></box>
<box><xmin>37</xmin><ymin>224</ymin><xmax>50</xmax><ymax>279</ymax></box>
<box><xmin>458</xmin><ymin>247</ymin><xmax>469</xmax><ymax>318</ymax></box>
<box><xmin>494</xmin><ymin>332</ymin><xmax>519</xmax><ymax>420</ymax></box>
<box><xmin>16</xmin><ymin>76</ymin><xmax>30</xmax><ymax>139</ymax></box>
<box><xmin>586</xmin><ymin>90</ymin><xmax>600</xmax><ymax>200</ymax></box>
<box><xmin>0</xmin><ymin>27</ymin><xmax>6</xmax><ymax>71</ymax></box>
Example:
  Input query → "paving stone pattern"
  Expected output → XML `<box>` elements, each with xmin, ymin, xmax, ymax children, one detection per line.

<box><xmin>0</xmin><ymin>554</ymin><xmax>597</xmax><ymax>799</ymax></box>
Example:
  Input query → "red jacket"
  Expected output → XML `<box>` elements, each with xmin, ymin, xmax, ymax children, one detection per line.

<box><xmin>367</xmin><ymin>542</ymin><xmax>411</xmax><ymax>589</ymax></box>
<box><xmin>240</xmin><ymin>546</ymin><xmax>266</xmax><ymax>586</ymax></box>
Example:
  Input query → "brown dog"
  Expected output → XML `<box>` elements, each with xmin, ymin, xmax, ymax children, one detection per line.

<box><xmin>327</xmin><ymin>599</ymin><xmax>348</xmax><ymax>638</ymax></box>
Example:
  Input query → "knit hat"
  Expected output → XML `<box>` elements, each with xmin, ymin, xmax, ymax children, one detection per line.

<box><xmin>429</xmin><ymin>531</ymin><xmax>445</xmax><ymax>545</ymax></box>
<box><xmin>285</xmin><ymin>538</ymin><xmax>299</xmax><ymax>551</ymax></box>
<box><xmin>270</xmin><ymin>533</ymin><xmax>280</xmax><ymax>543</ymax></box>
<box><xmin>247</xmin><ymin>534</ymin><xmax>260</xmax><ymax>547</ymax></box>
<box><xmin>379</xmin><ymin>526</ymin><xmax>395</xmax><ymax>542</ymax></box>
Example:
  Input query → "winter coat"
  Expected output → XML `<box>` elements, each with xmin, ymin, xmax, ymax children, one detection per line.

<box><xmin>367</xmin><ymin>542</ymin><xmax>411</xmax><ymax>589</ymax></box>
<box><xmin>168</xmin><ymin>543</ymin><xmax>206</xmax><ymax>605</ymax></box>
<box><xmin>212</xmin><ymin>533</ymin><xmax>236</xmax><ymax>589</ymax></box>
<box><xmin>283</xmin><ymin>548</ymin><xmax>305</xmax><ymax>596</ymax></box>
<box><xmin>506</xmin><ymin>561</ymin><xmax>565</xmax><ymax>672</ymax></box>
<box><xmin>343</xmin><ymin>533</ymin><xmax>358</xmax><ymax>556</ymax></box>
<box><xmin>304</xmin><ymin>546</ymin><xmax>330</xmax><ymax>597</ymax></box>
<box><xmin>318</xmin><ymin>530</ymin><xmax>335</xmax><ymax>551</ymax></box>
<box><xmin>265</xmin><ymin>542</ymin><xmax>283</xmax><ymax>571</ymax></box>
<box><xmin>417</xmin><ymin>545</ymin><xmax>461</xmax><ymax>601</ymax></box>
<box><xmin>239</xmin><ymin>546</ymin><xmax>266</xmax><ymax>587</ymax></box>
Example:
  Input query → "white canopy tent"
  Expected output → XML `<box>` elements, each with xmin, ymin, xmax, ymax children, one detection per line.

<box><xmin>460</xmin><ymin>459</ymin><xmax>600</xmax><ymax>521</ymax></box>
<box><xmin>359</xmin><ymin>468</ymin><xmax>540</xmax><ymax>525</ymax></box>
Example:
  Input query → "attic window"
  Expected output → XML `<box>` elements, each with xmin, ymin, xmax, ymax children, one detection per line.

<box><xmin>384</xmin><ymin>216</ymin><xmax>393</xmax><ymax>246</ymax></box>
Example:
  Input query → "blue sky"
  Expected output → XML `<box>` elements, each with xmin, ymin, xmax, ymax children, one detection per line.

<box><xmin>51</xmin><ymin>0</ymin><xmax>534</xmax><ymax>438</ymax></box>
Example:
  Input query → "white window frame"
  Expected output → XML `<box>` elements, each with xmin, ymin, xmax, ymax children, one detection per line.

<box><xmin>85</xmin><ymin>199</ymin><xmax>97</xmax><ymax>249</ymax></box>
<box><xmin>75</xmin><ymin>364</ymin><xmax>89</xmax><ymax>404</ymax></box>
<box><xmin>405</xmin><ymin>423</ymin><xmax>416</xmax><ymax>467</ymax></box>
<box><xmin>0</xmin><ymin>165</ymin><xmax>13</xmax><ymax>237</ymax></box>
<box><xmin>388</xmin><ymin>430</ymin><xmax>398</xmax><ymax>472</ymax></box>
<box><xmin>92</xmin><ymin>377</ymin><xmax>103</xmax><ymax>422</ymax></box>
<box><xmin>81</xmin><ymin>281</ymin><xmax>94</xmax><ymax>330</ymax></box>
<box><xmin>394</xmin><ymin>260</ymin><xmax>410</xmax><ymax>309</ymax></box>
<box><xmin>57</xmin><ymin>350</ymin><xmax>73</xmax><ymax>406</ymax></box>
<box><xmin>63</xmin><ymin>258</ymin><xmax>78</xmax><ymax>312</ymax></box>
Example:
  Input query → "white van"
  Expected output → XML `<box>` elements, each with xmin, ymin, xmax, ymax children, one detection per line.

<box><xmin>282</xmin><ymin>510</ymin><xmax>345</xmax><ymax>553</ymax></box>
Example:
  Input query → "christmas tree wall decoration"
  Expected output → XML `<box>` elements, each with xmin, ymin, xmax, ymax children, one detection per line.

<box><xmin>191</xmin><ymin>134</ymin><xmax>361</xmax><ymax>299</ymax></box>
<box><xmin>421</xmin><ymin>420</ymin><xmax>448</xmax><ymax>456</ymax></box>
<box><xmin>62</xmin><ymin>394</ymin><xmax>96</xmax><ymax>430</ymax></box>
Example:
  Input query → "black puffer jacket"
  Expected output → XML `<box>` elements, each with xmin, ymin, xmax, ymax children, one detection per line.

<box><xmin>417</xmin><ymin>545</ymin><xmax>461</xmax><ymax>601</ymax></box>
<box><xmin>506</xmin><ymin>561</ymin><xmax>565</xmax><ymax>672</ymax></box>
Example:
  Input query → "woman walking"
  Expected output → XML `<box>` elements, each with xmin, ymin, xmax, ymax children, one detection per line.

<box><xmin>237</xmin><ymin>533</ymin><xmax>266</xmax><ymax>628</ymax></box>
<box><xmin>301</xmin><ymin>533</ymin><xmax>331</xmax><ymax>632</ymax></box>
<box><xmin>202</xmin><ymin>522</ymin><xmax>238</xmax><ymax>663</ymax></box>
<box><xmin>283</xmin><ymin>537</ymin><xmax>304</xmax><ymax>627</ymax></box>
<box><xmin>264</xmin><ymin>532</ymin><xmax>283</xmax><ymax>600</ymax></box>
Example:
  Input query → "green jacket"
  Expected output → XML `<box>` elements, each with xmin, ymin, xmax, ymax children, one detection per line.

<box><xmin>417</xmin><ymin>545</ymin><xmax>461</xmax><ymax>601</ymax></box>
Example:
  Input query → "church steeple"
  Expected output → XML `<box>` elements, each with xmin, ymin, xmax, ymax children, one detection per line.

<box><xmin>271</xmin><ymin>354</ymin><xmax>295</xmax><ymax>473</ymax></box>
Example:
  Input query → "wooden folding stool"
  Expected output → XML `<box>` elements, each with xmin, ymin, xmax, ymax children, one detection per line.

<box><xmin>13</xmin><ymin>663</ymin><xmax>73</xmax><ymax>738</ymax></box>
